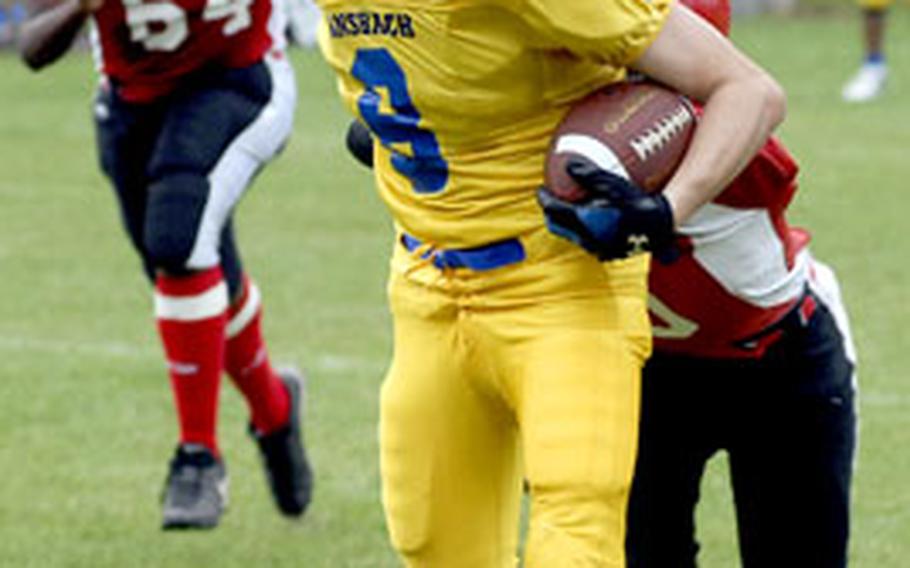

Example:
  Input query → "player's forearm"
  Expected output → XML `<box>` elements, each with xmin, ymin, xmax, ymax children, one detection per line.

<box><xmin>631</xmin><ymin>3</ymin><xmax>786</xmax><ymax>226</ymax></box>
<box><xmin>18</xmin><ymin>0</ymin><xmax>91</xmax><ymax>71</ymax></box>
<box><xmin>663</xmin><ymin>74</ymin><xmax>785</xmax><ymax>224</ymax></box>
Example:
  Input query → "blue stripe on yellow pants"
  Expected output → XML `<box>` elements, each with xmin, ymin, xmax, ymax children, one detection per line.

<box><xmin>380</xmin><ymin>227</ymin><xmax>652</xmax><ymax>567</ymax></box>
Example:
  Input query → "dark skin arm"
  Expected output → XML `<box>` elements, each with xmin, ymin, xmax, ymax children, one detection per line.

<box><xmin>18</xmin><ymin>0</ymin><xmax>103</xmax><ymax>71</ymax></box>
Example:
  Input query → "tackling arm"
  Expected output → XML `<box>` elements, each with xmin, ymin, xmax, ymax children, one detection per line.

<box><xmin>632</xmin><ymin>3</ymin><xmax>786</xmax><ymax>225</ymax></box>
<box><xmin>18</xmin><ymin>0</ymin><xmax>103</xmax><ymax>71</ymax></box>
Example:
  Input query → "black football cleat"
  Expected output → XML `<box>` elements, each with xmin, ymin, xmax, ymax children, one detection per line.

<box><xmin>161</xmin><ymin>444</ymin><xmax>228</xmax><ymax>530</ymax></box>
<box><xmin>251</xmin><ymin>368</ymin><xmax>313</xmax><ymax>517</ymax></box>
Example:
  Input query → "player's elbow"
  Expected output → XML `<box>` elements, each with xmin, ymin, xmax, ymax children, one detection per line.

<box><xmin>20</xmin><ymin>51</ymin><xmax>48</xmax><ymax>72</ymax></box>
<box><xmin>755</xmin><ymin>71</ymin><xmax>787</xmax><ymax>132</ymax></box>
<box><xmin>16</xmin><ymin>22</ymin><xmax>72</xmax><ymax>71</ymax></box>
<box><xmin>18</xmin><ymin>36</ymin><xmax>50</xmax><ymax>71</ymax></box>
<box><xmin>723</xmin><ymin>68</ymin><xmax>787</xmax><ymax>136</ymax></box>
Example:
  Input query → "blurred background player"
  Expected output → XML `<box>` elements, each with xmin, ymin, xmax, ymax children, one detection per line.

<box><xmin>284</xmin><ymin>0</ymin><xmax>320</xmax><ymax>47</ymax></box>
<box><xmin>18</xmin><ymin>0</ymin><xmax>312</xmax><ymax>530</ymax></box>
<box><xmin>0</xmin><ymin>0</ymin><xmax>26</xmax><ymax>46</ymax></box>
<box><xmin>318</xmin><ymin>0</ymin><xmax>784</xmax><ymax>564</ymax></box>
<box><xmin>842</xmin><ymin>0</ymin><xmax>891</xmax><ymax>102</ymax></box>
<box><xmin>624</xmin><ymin>0</ymin><xmax>858</xmax><ymax>565</ymax></box>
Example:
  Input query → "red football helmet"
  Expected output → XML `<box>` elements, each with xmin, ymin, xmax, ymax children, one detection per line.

<box><xmin>681</xmin><ymin>0</ymin><xmax>731</xmax><ymax>37</ymax></box>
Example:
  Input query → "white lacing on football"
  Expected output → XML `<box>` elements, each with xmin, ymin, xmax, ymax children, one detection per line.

<box><xmin>630</xmin><ymin>106</ymin><xmax>693</xmax><ymax>162</ymax></box>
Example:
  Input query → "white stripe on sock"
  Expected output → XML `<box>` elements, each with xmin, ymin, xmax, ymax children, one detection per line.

<box><xmin>226</xmin><ymin>282</ymin><xmax>262</xmax><ymax>339</ymax></box>
<box><xmin>155</xmin><ymin>282</ymin><xmax>229</xmax><ymax>321</ymax></box>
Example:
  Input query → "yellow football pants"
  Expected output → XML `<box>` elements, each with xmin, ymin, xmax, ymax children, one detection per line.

<box><xmin>380</xmin><ymin>228</ymin><xmax>652</xmax><ymax>567</ymax></box>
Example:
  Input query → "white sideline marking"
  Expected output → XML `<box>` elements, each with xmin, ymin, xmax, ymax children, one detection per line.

<box><xmin>0</xmin><ymin>335</ymin><xmax>156</xmax><ymax>359</ymax></box>
<box><xmin>317</xmin><ymin>354</ymin><xmax>386</xmax><ymax>373</ymax></box>
<box><xmin>0</xmin><ymin>335</ymin><xmax>384</xmax><ymax>374</ymax></box>
<box><xmin>860</xmin><ymin>391</ymin><xmax>910</xmax><ymax>409</ymax></box>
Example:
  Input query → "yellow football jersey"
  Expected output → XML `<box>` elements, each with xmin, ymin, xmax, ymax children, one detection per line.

<box><xmin>317</xmin><ymin>0</ymin><xmax>671</xmax><ymax>248</ymax></box>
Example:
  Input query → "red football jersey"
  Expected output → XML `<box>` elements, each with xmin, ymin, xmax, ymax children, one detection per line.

<box><xmin>649</xmin><ymin>135</ymin><xmax>813</xmax><ymax>359</ymax></box>
<box><xmin>90</xmin><ymin>0</ymin><xmax>286</xmax><ymax>102</ymax></box>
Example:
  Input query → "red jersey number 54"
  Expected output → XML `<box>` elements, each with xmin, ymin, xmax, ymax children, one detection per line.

<box><xmin>122</xmin><ymin>0</ymin><xmax>253</xmax><ymax>51</ymax></box>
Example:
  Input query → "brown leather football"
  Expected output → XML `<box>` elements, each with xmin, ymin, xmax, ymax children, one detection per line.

<box><xmin>545</xmin><ymin>81</ymin><xmax>697</xmax><ymax>202</ymax></box>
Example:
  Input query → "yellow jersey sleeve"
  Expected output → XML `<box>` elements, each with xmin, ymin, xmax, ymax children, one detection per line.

<box><xmin>503</xmin><ymin>0</ymin><xmax>671</xmax><ymax>65</ymax></box>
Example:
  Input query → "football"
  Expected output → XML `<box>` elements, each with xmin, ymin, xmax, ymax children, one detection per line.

<box><xmin>545</xmin><ymin>81</ymin><xmax>697</xmax><ymax>202</ymax></box>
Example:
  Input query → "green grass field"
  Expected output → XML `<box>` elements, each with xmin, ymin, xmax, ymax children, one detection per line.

<box><xmin>1</xmin><ymin>10</ymin><xmax>908</xmax><ymax>567</ymax></box>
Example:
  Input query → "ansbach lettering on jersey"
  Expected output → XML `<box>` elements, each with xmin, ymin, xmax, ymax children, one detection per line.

<box><xmin>328</xmin><ymin>11</ymin><xmax>415</xmax><ymax>38</ymax></box>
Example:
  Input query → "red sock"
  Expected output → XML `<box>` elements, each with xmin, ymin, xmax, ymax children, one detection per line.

<box><xmin>155</xmin><ymin>267</ymin><xmax>228</xmax><ymax>456</ymax></box>
<box><xmin>225</xmin><ymin>276</ymin><xmax>290</xmax><ymax>435</ymax></box>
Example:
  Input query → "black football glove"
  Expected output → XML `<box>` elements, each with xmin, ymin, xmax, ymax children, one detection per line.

<box><xmin>538</xmin><ymin>158</ymin><xmax>677</xmax><ymax>262</ymax></box>
<box><xmin>346</xmin><ymin>119</ymin><xmax>375</xmax><ymax>168</ymax></box>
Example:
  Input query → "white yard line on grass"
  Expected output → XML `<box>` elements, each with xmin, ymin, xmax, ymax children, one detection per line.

<box><xmin>859</xmin><ymin>390</ymin><xmax>910</xmax><ymax>409</ymax></box>
<box><xmin>0</xmin><ymin>334</ymin><xmax>155</xmax><ymax>359</ymax></box>
<box><xmin>0</xmin><ymin>334</ymin><xmax>384</xmax><ymax>374</ymax></box>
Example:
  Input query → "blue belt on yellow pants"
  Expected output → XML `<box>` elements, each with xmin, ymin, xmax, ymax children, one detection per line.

<box><xmin>400</xmin><ymin>233</ymin><xmax>526</xmax><ymax>271</ymax></box>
